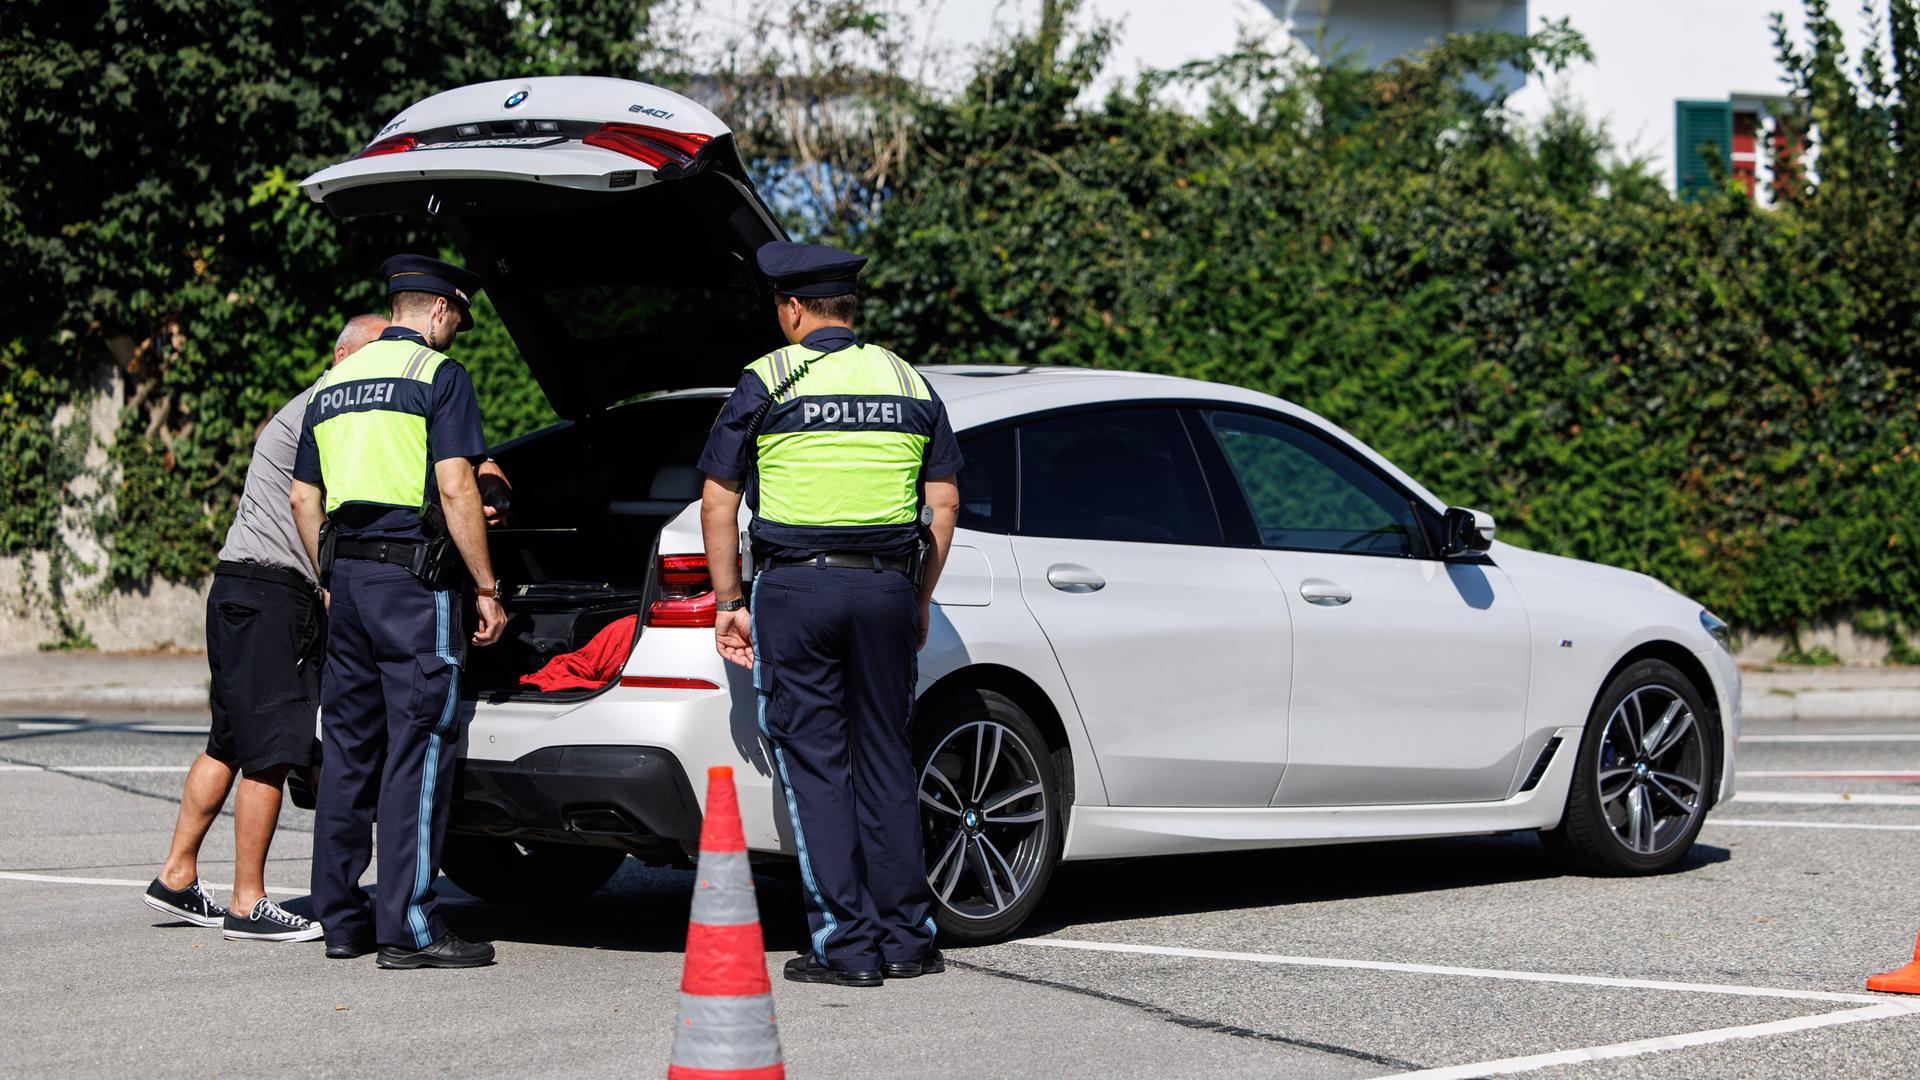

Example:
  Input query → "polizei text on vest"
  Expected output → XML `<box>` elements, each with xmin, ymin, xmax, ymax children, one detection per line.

<box><xmin>800</xmin><ymin>399</ymin><xmax>907</xmax><ymax>425</ymax></box>
<box><xmin>317</xmin><ymin>381</ymin><xmax>400</xmax><ymax>415</ymax></box>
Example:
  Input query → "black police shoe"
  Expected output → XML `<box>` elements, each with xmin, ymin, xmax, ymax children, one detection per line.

<box><xmin>326</xmin><ymin>935</ymin><xmax>377</xmax><ymax>960</ymax></box>
<box><xmin>882</xmin><ymin>949</ymin><xmax>947</xmax><ymax>979</ymax></box>
<box><xmin>376</xmin><ymin>933</ymin><xmax>496</xmax><ymax>969</ymax></box>
<box><xmin>224</xmin><ymin>897</ymin><xmax>325</xmax><ymax>942</ymax></box>
<box><xmin>141</xmin><ymin>877</ymin><xmax>227</xmax><ymax>927</ymax></box>
<box><xmin>783</xmin><ymin>952</ymin><xmax>883</xmax><ymax>988</ymax></box>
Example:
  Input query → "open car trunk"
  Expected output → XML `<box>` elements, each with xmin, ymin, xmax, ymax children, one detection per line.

<box><xmin>459</xmin><ymin>395</ymin><xmax>727</xmax><ymax>701</ymax></box>
<box><xmin>298</xmin><ymin>79</ymin><xmax>791</xmax><ymax>699</ymax></box>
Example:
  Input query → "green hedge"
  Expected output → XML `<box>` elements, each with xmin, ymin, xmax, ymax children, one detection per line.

<box><xmin>3</xmin><ymin>0</ymin><xmax>1916</xmax><ymax>646</ymax></box>
<box><xmin>850</xmin><ymin>6</ymin><xmax>1920</xmax><ymax>639</ymax></box>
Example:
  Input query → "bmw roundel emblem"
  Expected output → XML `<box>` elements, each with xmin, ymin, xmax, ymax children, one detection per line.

<box><xmin>504</xmin><ymin>89</ymin><xmax>529</xmax><ymax>109</ymax></box>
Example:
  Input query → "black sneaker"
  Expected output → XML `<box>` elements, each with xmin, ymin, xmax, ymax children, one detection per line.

<box><xmin>376</xmin><ymin>933</ymin><xmax>495</xmax><ymax>969</ymax></box>
<box><xmin>784</xmin><ymin>952</ymin><xmax>883</xmax><ymax>988</ymax></box>
<box><xmin>223</xmin><ymin>897</ymin><xmax>324</xmax><ymax>942</ymax></box>
<box><xmin>142</xmin><ymin>877</ymin><xmax>227</xmax><ymax>927</ymax></box>
<box><xmin>882</xmin><ymin>948</ymin><xmax>947</xmax><ymax>979</ymax></box>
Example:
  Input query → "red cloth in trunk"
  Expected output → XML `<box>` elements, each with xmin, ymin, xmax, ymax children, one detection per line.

<box><xmin>517</xmin><ymin>614</ymin><xmax>638</xmax><ymax>692</ymax></box>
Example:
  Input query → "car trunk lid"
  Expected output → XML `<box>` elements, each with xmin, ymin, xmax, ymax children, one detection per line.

<box><xmin>299</xmin><ymin>76</ymin><xmax>787</xmax><ymax>417</ymax></box>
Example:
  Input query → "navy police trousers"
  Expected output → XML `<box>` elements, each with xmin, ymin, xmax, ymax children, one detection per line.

<box><xmin>752</xmin><ymin>564</ymin><xmax>936</xmax><ymax>970</ymax></box>
<box><xmin>311</xmin><ymin>557</ymin><xmax>465</xmax><ymax>950</ymax></box>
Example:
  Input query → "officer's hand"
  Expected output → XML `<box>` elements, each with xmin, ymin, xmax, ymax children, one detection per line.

<box><xmin>320</xmin><ymin>588</ymin><xmax>330</xmax><ymax>613</ymax></box>
<box><xmin>916</xmin><ymin>599</ymin><xmax>931</xmax><ymax>652</ymax></box>
<box><xmin>473</xmin><ymin>595</ymin><xmax>506</xmax><ymax>647</ymax></box>
<box><xmin>714</xmin><ymin>608</ymin><xmax>754</xmax><ymax>668</ymax></box>
<box><xmin>477</xmin><ymin>462</ymin><xmax>512</xmax><ymax>528</ymax></box>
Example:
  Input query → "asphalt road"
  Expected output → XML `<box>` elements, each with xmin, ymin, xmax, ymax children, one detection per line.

<box><xmin>2</xmin><ymin>710</ymin><xmax>1917</xmax><ymax>1077</ymax></box>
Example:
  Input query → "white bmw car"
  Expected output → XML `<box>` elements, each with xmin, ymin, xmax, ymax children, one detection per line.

<box><xmin>302</xmin><ymin>77</ymin><xmax>1740</xmax><ymax>942</ymax></box>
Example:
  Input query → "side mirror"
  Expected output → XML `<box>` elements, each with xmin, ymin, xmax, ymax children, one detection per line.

<box><xmin>1441</xmin><ymin>506</ymin><xmax>1495</xmax><ymax>557</ymax></box>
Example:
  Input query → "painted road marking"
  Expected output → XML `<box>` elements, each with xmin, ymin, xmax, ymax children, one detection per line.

<box><xmin>1377</xmin><ymin>1002</ymin><xmax>1920</xmax><ymax>1078</ymax></box>
<box><xmin>1738</xmin><ymin>770</ymin><xmax>1920</xmax><ymax>781</ymax></box>
<box><xmin>1014</xmin><ymin>939</ymin><xmax>1887</xmax><ymax>1004</ymax></box>
<box><xmin>0</xmin><ymin>765</ymin><xmax>190</xmax><ymax>774</ymax></box>
<box><xmin>1709</xmin><ymin>818</ymin><xmax>1920</xmax><ymax>832</ymax></box>
<box><xmin>0</xmin><ymin>871</ymin><xmax>299</xmax><ymax>895</ymax></box>
<box><xmin>1741</xmin><ymin>733</ymin><xmax>1920</xmax><ymax>743</ymax></box>
<box><xmin>1731</xmin><ymin>790</ymin><xmax>1920</xmax><ymax>806</ymax></box>
<box><xmin>11</xmin><ymin>722</ymin><xmax>209</xmax><ymax>734</ymax></box>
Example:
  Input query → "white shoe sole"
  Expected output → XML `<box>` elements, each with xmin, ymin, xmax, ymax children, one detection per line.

<box><xmin>224</xmin><ymin>924</ymin><xmax>326</xmax><ymax>942</ymax></box>
<box><xmin>142</xmin><ymin>892</ymin><xmax>224</xmax><ymax>928</ymax></box>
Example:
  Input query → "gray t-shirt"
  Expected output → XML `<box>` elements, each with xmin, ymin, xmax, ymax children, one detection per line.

<box><xmin>218</xmin><ymin>384</ymin><xmax>318</xmax><ymax>583</ymax></box>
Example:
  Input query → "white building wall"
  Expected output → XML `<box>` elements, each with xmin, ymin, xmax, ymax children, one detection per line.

<box><xmin>1510</xmin><ymin>1</ymin><xmax>1876</xmax><ymax>191</ymax></box>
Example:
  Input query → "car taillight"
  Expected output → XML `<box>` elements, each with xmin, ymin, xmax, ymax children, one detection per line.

<box><xmin>648</xmin><ymin>554</ymin><xmax>715</xmax><ymax>628</ymax></box>
<box><xmin>355</xmin><ymin>134</ymin><xmax>418</xmax><ymax>159</ymax></box>
<box><xmin>582</xmin><ymin>123</ymin><xmax>712</xmax><ymax>169</ymax></box>
<box><xmin>619</xmin><ymin>675</ymin><xmax>722</xmax><ymax>690</ymax></box>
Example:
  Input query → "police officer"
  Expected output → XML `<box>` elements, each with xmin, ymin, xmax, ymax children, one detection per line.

<box><xmin>143</xmin><ymin>313</ymin><xmax>387</xmax><ymax>943</ymax></box>
<box><xmin>698</xmin><ymin>241</ymin><xmax>962</xmax><ymax>988</ymax></box>
<box><xmin>290</xmin><ymin>255</ymin><xmax>506</xmax><ymax>969</ymax></box>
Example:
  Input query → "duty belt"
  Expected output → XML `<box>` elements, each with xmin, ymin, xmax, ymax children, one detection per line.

<box><xmin>759</xmin><ymin>551</ymin><xmax>914</xmax><ymax>576</ymax></box>
<box><xmin>334</xmin><ymin>538</ymin><xmax>427</xmax><ymax>567</ymax></box>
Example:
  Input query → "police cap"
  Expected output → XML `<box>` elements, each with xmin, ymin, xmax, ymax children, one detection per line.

<box><xmin>756</xmin><ymin>241</ymin><xmax>867</xmax><ymax>298</ymax></box>
<box><xmin>381</xmin><ymin>254</ymin><xmax>485</xmax><ymax>331</ymax></box>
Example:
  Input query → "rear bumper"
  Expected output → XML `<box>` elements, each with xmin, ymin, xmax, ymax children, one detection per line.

<box><xmin>450</xmin><ymin>744</ymin><xmax>703</xmax><ymax>853</ymax></box>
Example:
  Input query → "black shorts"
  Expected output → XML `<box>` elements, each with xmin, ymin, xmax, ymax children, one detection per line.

<box><xmin>205</xmin><ymin>562</ymin><xmax>324</xmax><ymax>773</ymax></box>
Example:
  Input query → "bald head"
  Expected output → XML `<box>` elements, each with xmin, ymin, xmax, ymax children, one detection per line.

<box><xmin>332</xmin><ymin>313</ymin><xmax>390</xmax><ymax>366</ymax></box>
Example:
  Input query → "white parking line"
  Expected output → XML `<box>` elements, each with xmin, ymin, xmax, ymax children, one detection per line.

<box><xmin>1013</xmin><ymin>939</ymin><xmax>1886</xmax><ymax>1004</ymax></box>
<box><xmin>1709</xmin><ymin>818</ymin><xmax>1920</xmax><ymax>832</ymax></box>
<box><xmin>11</xmin><ymin>722</ymin><xmax>209</xmax><ymax>734</ymax></box>
<box><xmin>1739</xmin><ymin>770</ymin><xmax>1920</xmax><ymax>781</ymax></box>
<box><xmin>1732</xmin><ymin>790</ymin><xmax>1920</xmax><ymax>806</ymax></box>
<box><xmin>1741</xmin><ymin>733</ymin><xmax>1920</xmax><ymax>743</ymax></box>
<box><xmin>0</xmin><ymin>871</ymin><xmax>299</xmax><ymax>894</ymax></box>
<box><xmin>1377</xmin><ymin>1002</ymin><xmax>1920</xmax><ymax>1078</ymax></box>
<box><xmin>0</xmin><ymin>765</ymin><xmax>190</xmax><ymax>774</ymax></box>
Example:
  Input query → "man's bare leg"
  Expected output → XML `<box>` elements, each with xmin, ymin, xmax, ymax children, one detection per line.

<box><xmin>159</xmin><ymin>753</ymin><xmax>237</xmax><ymax>890</ymax></box>
<box><xmin>228</xmin><ymin>765</ymin><xmax>288</xmax><ymax>915</ymax></box>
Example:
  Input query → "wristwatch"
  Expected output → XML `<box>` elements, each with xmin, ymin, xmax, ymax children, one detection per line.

<box><xmin>714</xmin><ymin>597</ymin><xmax>748</xmax><ymax>612</ymax></box>
<box><xmin>476</xmin><ymin>580</ymin><xmax>505</xmax><ymax>599</ymax></box>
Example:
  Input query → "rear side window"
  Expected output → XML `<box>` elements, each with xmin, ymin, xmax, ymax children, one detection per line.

<box><xmin>1204</xmin><ymin>410</ymin><xmax>1427</xmax><ymax>557</ymax></box>
<box><xmin>956</xmin><ymin>427</ymin><xmax>1015</xmax><ymax>533</ymax></box>
<box><xmin>1017</xmin><ymin>409</ymin><xmax>1223</xmax><ymax>546</ymax></box>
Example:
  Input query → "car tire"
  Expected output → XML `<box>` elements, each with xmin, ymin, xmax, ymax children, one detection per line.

<box><xmin>440</xmin><ymin>836</ymin><xmax>628</xmax><ymax>904</ymax></box>
<box><xmin>1543</xmin><ymin>658</ymin><xmax>1717</xmax><ymax>875</ymax></box>
<box><xmin>914</xmin><ymin>688</ymin><xmax>1064</xmax><ymax>944</ymax></box>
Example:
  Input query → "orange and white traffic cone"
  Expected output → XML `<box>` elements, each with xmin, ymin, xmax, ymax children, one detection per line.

<box><xmin>668</xmin><ymin>766</ymin><xmax>784</xmax><ymax>1079</ymax></box>
<box><xmin>1867</xmin><ymin>930</ymin><xmax>1920</xmax><ymax>995</ymax></box>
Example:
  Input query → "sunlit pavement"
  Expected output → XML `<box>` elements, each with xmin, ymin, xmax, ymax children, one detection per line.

<box><xmin>3</xmin><ymin>712</ymin><xmax>1917</xmax><ymax>1078</ymax></box>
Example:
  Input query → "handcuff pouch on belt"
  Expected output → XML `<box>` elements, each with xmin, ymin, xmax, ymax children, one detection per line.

<box><xmin>413</xmin><ymin>504</ymin><xmax>465</xmax><ymax>590</ymax></box>
<box><xmin>317</xmin><ymin>519</ymin><xmax>338</xmax><ymax>588</ymax></box>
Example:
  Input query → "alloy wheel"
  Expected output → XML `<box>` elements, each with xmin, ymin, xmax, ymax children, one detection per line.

<box><xmin>1595</xmin><ymin>684</ymin><xmax>1706</xmax><ymax>856</ymax></box>
<box><xmin>919</xmin><ymin>719</ymin><xmax>1050</xmax><ymax>922</ymax></box>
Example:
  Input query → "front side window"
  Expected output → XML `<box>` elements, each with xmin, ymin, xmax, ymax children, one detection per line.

<box><xmin>955</xmin><ymin>426</ymin><xmax>1015</xmax><ymax>533</ymax></box>
<box><xmin>1205</xmin><ymin>410</ymin><xmax>1427</xmax><ymax>557</ymax></box>
<box><xmin>1018</xmin><ymin>408</ymin><xmax>1223</xmax><ymax>545</ymax></box>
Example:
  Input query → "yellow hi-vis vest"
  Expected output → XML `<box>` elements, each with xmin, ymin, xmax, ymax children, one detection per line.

<box><xmin>307</xmin><ymin>338</ymin><xmax>447</xmax><ymax>516</ymax></box>
<box><xmin>746</xmin><ymin>342</ymin><xmax>935</xmax><ymax>530</ymax></box>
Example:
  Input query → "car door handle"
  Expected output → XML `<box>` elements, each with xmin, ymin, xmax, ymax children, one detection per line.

<box><xmin>1299</xmin><ymin>579</ymin><xmax>1352</xmax><ymax>606</ymax></box>
<box><xmin>1046</xmin><ymin>564</ymin><xmax>1106</xmax><ymax>593</ymax></box>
